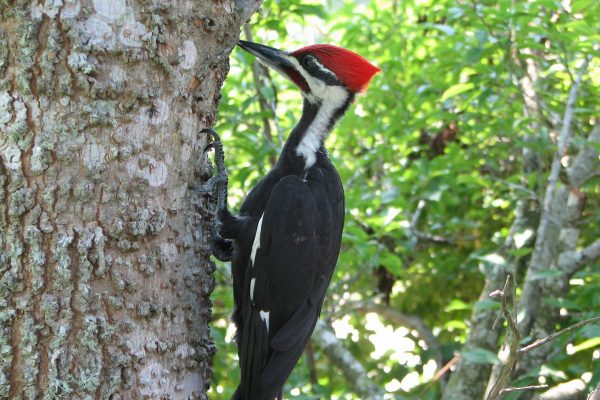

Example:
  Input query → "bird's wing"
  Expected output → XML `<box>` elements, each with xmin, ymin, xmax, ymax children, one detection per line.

<box><xmin>238</xmin><ymin>175</ymin><xmax>327</xmax><ymax>400</ymax></box>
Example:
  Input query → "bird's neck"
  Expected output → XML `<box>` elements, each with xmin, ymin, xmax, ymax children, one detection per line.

<box><xmin>283</xmin><ymin>92</ymin><xmax>354</xmax><ymax>170</ymax></box>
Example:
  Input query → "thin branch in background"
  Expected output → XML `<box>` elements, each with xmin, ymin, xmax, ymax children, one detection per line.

<box><xmin>487</xmin><ymin>276</ymin><xmax>521</xmax><ymax>400</ymax></box>
<box><xmin>340</xmin><ymin>300</ymin><xmax>442</xmax><ymax>363</ymax></box>
<box><xmin>433</xmin><ymin>355</ymin><xmax>460</xmax><ymax>381</ymax></box>
<box><xmin>491</xmin><ymin>276</ymin><xmax>513</xmax><ymax>331</ymax></box>
<box><xmin>305</xmin><ymin>341</ymin><xmax>318</xmax><ymax>387</ymax></box>
<box><xmin>519</xmin><ymin>316</ymin><xmax>600</xmax><ymax>355</ymax></box>
<box><xmin>567</xmin><ymin>119</ymin><xmax>600</xmax><ymax>188</ymax></box>
<box><xmin>492</xmin><ymin>177</ymin><xmax>539</xmax><ymax>201</ymax></box>
<box><xmin>409</xmin><ymin>199</ymin><xmax>455</xmax><ymax>245</ymax></box>
<box><xmin>500</xmin><ymin>384</ymin><xmax>549</xmax><ymax>395</ymax></box>
<box><xmin>486</xmin><ymin>275</ymin><xmax>599</xmax><ymax>400</ymax></box>
<box><xmin>588</xmin><ymin>381</ymin><xmax>600</xmax><ymax>400</ymax></box>
<box><xmin>560</xmin><ymin>237</ymin><xmax>600</xmax><ymax>275</ymax></box>
<box><xmin>243</xmin><ymin>23</ymin><xmax>281</xmax><ymax>163</ymax></box>
<box><xmin>532</xmin><ymin>55</ymin><xmax>591</xmax><ymax>259</ymax></box>
<box><xmin>312</xmin><ymin>321</ymin><xmax>384</xmax><ymax>400</ymax></box>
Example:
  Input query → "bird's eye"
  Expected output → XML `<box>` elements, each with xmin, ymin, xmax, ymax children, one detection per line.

<box><xmin>302</xmin><ymin>55</ymin><xmax>317</xmax><ymax>69</ymax></box>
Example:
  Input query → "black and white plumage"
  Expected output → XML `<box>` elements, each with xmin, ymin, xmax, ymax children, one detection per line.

<box><xmin>206</xmin><ymin>40</ymin><xmax>379</xmax><ymax>400</ymax></box>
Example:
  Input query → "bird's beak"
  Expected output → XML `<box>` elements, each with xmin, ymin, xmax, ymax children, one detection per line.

<box><xmin>237</xmin><ymin>40</ymin><xmax>295</xmax><ymax>74</ymax></box>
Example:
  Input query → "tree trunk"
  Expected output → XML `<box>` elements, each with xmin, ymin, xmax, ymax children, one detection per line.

<box><xmin>0</xmin><ymin>1</ymin><xmax>259</xmax><ymax>398</ymax></box>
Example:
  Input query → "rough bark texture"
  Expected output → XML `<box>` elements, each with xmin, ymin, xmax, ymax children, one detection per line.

<box><xmin>441</xmin><ymin>56</ymin><xmax>542</xmax><ymax>400</ymax></box>
<box><xmin>443</xmin><ymin>52</ymin><xmax>598</xmax><ymax>398</ymax></box>
<box><xmin>515</xmin><ymin>121</ymin><xmax>600</xmax><ymax>375</ymax></box>
<box><xmin>0</xmin><ymin>0</ymin><xmax>260</xmax><ymax>398</ymax></box>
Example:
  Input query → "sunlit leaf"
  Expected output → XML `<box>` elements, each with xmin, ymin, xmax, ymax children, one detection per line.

<box><xmin>571</xmin><ymin>337</ymin><xmax>600</xmax><ymax>354</ymax></box>
<box><xmin>441</xmin><ymin>83</ymin><xmax>475</xmax><ymax>102</ymax></box>
<box><xmin>445</xmin><ymin>299</ymin><xmax>471</xmax><ymax>312</ymax></box>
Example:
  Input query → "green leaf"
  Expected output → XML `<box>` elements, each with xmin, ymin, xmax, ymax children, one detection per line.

<box><xmin>443</xmin><ymin>320</ymin><xmax>468</xmax><ymax>330</ymax></box>
<box><xmin>474</xmin><ymin>299</ymin><xmax>501</xmax><ymax>311</ymax></box>
<box><xmin>475</xmin><ymin>253</ymin><xmax>506</xmax><ymax>266</ymax></box>
<box><xmin>572</xmin><ymin>0</ymin><xmax>600</xmax><ymax>13</ymax></box>
<box><xmin>545</xmin><ymin>297</ymin><xmax>582</xmax><ymax>310</ymax></box>
<box><xmin>461</xmin><ymin>348</ymin><xmax>500</xmax><ymax>364</ymax></box>
<box><xmin>571</xmin><ymin>337</ymin><xmax>600</xmax><ymax>353</ymax></box>
<box><xmin>380</xmin><ymin>252</ymin><xmax>403</xmax><ymax>275</ymax></box>
<box><xmin>445</xmin><ymin>299</ymin><xmax>471</xmax><ymax>312</ymax></box>
<box><xmin>441</xmin><ymin>82</ymin><xmax>475</xmax><ymax>101</ymax></box>
<box><xmin>530</xmin><ymin>269</ymin><xmax>564</xmax><ymax>281</ymax></box>
<box><xmin>433</xmin><ymin>24</ymin><xmax>456</xmax><ymax>36</ymax></box>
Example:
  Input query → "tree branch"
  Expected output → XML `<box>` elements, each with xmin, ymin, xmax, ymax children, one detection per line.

<box><xmin>567</xmin><ymin>121</ymin><xmax>600</xmax><ymax>187</ymax></box>
<box><xmin>312</xmin><ymin>320</ymin><xmax>384</xmax><ymax>400</ymax></box>
<box><xmin>540</xmin><ymin>379</ymin><xmax>587</xmax><ymax>400</ymax></box>
<box><xmin>487</xmin><ymin>276</ymin><xmax>521</xmax><ymax>400</ymax></box>
<box><xmin>519</xmin><ymin>316</ymin><xmax>600</xmax><ymax>354</ymax></box>
<box><xmin>559</xmin><ymin>238</ymin><xmax>600</xmax><ymax>275</ymax></box>
<box><xmin>518</xmin><ymin>55</ymin><xmax>592</xmax><ymax>340</ymax></box>
<box><xmin>346</xmin><ymin>300</ymin><xmax>443</xmax><ymax>369</ymax></box>
<box><xmin>486</xmin><ymin>277</ymin><xmax>599</xmax><ymax>400</ymax></box>
<box><xmin>409</xmin><ymin>199</ymin><xmax>456</xmax><ymax>245</ymax></box>
<box><xmin>533</xmin><ymin>55</ymin><xmax>591</xmax><ymax>263</ymax></box>
<box><xmin>501</xmin><ymin>384</ymin><xmax>549</xmax><ymax>395</ymax></box>
<box><xmin>305</xmin><ymin>341</ymin><xmax>318</xmax><ymax>387</ymax></box>
<box><xmin>243</xmin><ymin>24</ymin><xmax>281</xmax><ymax>163</ymax></box>
<box><xmin>588</xmin><ymin>381</ymin><xmax>600</xmax><ymax>400</ymax></box>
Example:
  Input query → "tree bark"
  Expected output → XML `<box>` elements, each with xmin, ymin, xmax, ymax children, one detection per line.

<box><xmin>441</xmin><ymin>52</ymin><xmax>542</xmax><ymax>400</ymax></box>
<box><xmin>0</xmin><ymin>1</ymin><xmax>259</xmax><ymax>398</ymax></box>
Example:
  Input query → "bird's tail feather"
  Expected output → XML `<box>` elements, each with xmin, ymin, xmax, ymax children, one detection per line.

<box><xmin>239</xmin><ymin>309</ymin><xmax>269</xmax><ymax>400</ymax></box>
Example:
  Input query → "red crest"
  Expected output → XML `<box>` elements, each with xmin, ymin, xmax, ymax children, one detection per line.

<box><xmin>291</xmin><ymin>44</ymin><xmax>381</xmax><ymax>93</ymax></box>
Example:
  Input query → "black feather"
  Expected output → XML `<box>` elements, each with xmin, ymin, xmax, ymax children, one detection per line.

<box><xmin>220</xmin><ymin>95</ymin><xmax>346</xmax><ymax>399</ymax></box>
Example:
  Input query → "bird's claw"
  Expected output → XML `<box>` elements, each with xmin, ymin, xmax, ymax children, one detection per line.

<box><xmin>201</xmin><ymin>128</ymin><xmax>223</xmax><ymax>155</ymax></box>
<box><xmin>192</xmin><ymin>128</ymin><xmax>228</xmax><ymax>201</ymax></box>
<box><xmin>190</xmin><ymin>174</ymin><xmax>228</xmax><ymax>194</ymax></box>
<box><xmin>193</xmin><ymin>128</ymin><xmax>232</xmax><ymax>260</ymax></box>
<box><xmin>210</xmin><ymin>224</ymin><xmax>233</xmax><ymax>262</ymax></box>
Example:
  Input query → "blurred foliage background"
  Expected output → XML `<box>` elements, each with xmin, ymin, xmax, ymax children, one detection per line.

<box><xmin>207</xmin><ymin>0</ymin><xmax>600</xmax><ymax>398</ymax></box>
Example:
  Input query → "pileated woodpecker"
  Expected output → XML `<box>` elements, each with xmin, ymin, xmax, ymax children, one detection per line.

<box><xmin>203</xmin><ymin>40</ymin><xmax>379</xmax><ymax>400</ymax></box>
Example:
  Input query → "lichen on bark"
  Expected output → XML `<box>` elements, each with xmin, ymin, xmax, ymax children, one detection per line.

<box><xmin>0</xmin><ymin>0</ymin><xmax>261</xmax><ymax>398</ymax></box>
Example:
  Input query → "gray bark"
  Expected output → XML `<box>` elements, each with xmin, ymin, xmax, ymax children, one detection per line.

<box><xmin>0</xmin><ymin>0</ymin><xmax>259</xmax><ymax>398</ymax></box>
<box><xmin>443</xmin><ymin>50</ymin><xmax>598</xmax><ymax>398</ymax></box>
<box><xmin>540</xmin><ymin>379</ymin><xmax>587</xmax><ymax>400</ymax></box>
<box><xmin>441</xmin><ymin>55</ymin><xmax>542</xmax><ymax>400</ymax></box>
<box><xmin>514</xmin><ymin>121</ymin><xmax>600</xmax><ymax>376</ymax></box>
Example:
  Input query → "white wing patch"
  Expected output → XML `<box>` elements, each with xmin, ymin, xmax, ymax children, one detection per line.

<box><xmin>250</xmin><ymin>278</ymin><xmax>256</xmax><ymax>302</ymax></box>
<box><xmin>259</xmin><ymin>310</ymin><xmax>270</xmax><ymax>332</ymax></box>
<box><xmin>250</xmin><ymin>214</ymin><xmax>264</xmax><ymax>267</ymax></box>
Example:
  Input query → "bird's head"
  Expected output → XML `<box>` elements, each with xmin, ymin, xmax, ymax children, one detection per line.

<box><xmin>238</xmin><ymin>40</ymin><xmax>380</xmax><ymax>103</ymax></box>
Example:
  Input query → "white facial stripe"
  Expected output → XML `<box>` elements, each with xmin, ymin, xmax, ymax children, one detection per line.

<box><xmin>313</xmin><ymin>59</ymin><xmax>338</xmax><ymax>80</ymax></box>
<box><xmin>295</xmin><ymin>91</ymin><xmax>346</xmax><ymax>168</ymax></box>
<box><xmin>250</xmin><ymin>278</ymin><xmax>256</xmax><ymax>302</ymax></box>
<box><xmin>285</xmin><ymin>56</ymin><xmax>326</xmax><ymax>98</ymax></box>
<box><xmin>250</xmin><ymin>214</ymin><xmax>264</xmax><ymax>267</ymax></box>
<box><xmin>282</xmin><ymin>55</ymin><xmax>349</xmax><ymax>169</ymax></box>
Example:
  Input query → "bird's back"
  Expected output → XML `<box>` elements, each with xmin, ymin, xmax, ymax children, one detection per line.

<box><xmin>230</xmin><ymin>153</ymin><xmax>344</xmax><ymax>400</ymax></box>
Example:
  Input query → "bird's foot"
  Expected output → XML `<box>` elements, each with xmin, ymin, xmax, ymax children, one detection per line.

<box><xmin>210</xmin><ymin>224</ymin><xmax>233</xmax><ymax>262</ymax></box>
<box><xmin>190</xmin><ymin>129</ymin><xmax>229</xmax><ymax>204</ymax></box>
<box><xmin>189</xmin><ymin>174</ymin><xmax>227</xmax><ymax>194</ymax></box>
<box><xmin>191</xmin><ymin>128</ymin><xmax>233</xmax><ymax>261</ymax></box>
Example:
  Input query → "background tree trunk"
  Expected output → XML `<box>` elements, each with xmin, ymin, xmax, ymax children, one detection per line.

<box><xmin>0</xmin><ymin>0</ymin><xmax>260</xmax><ymax>398</ymax></box>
